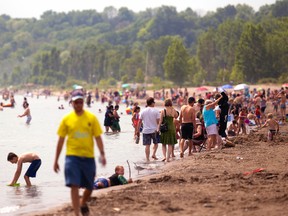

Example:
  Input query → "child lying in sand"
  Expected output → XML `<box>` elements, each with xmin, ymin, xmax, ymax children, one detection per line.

<box><xmin>261</xmin><ymin>113</ymin><xmax>279</xmax><ymax>141</ymax></box>
<box><xmin>94</xmin><ymin>165</ymin><xmax>133</xmax><ymax>189</ymax></box>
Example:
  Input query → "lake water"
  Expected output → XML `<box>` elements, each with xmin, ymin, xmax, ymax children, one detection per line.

<box><xmin>0</xmin><ymin>95</ymin><xmax>167</xmax><ymax>216</ymax></box>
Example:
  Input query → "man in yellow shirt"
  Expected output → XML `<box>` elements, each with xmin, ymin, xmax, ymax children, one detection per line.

<box><xmin>53</xmin><ymin>89</ymin><xmax>106</xmax><ymax>216</ymax></box>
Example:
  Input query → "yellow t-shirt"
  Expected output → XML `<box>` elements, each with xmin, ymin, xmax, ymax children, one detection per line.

<box><xmin>57</xmin><ymin>110</ymin><xmax>103</xmax><ymax>158</ymax></box>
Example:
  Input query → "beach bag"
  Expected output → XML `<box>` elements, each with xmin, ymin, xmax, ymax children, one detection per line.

<box><xmin>160</xmin><ymin>109</ymin><xmax>168</xmax><ymax>133</ymax></box>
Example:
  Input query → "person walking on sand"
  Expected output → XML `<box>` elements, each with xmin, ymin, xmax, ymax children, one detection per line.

<box><xmin>53</xmin><ymin>89</ymin><xmax>106</xmax><ymax>216</ymax></box>
<box><xmin>179</xmin><ymin>97</ymin><xmax>196</xmax><ymax>157</ymax></box>
<box><xmin>137</xmin><ymin>97</ymin><xmax>160</xmax><ymax>162</ymax></box>
<box><xmin>7</xmin><ymin>152</ymin><xmax>41</xmax><ymax>186</ymax></box>
<box><xmin>18</xmin><ymin>102</ymin><xmax>32</xmax><ymax>124</ymax></box>
<box><xmin>158</xmin><ymin>99</ymin><xmax>178</xmax><ymax>162</ymax></box>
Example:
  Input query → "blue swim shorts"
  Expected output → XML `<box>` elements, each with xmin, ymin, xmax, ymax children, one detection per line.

<box><xmin>25</xmin><ymin>159</ymin><xmax>41</xmax><ymax>177</ymax></box>
<box><xmin>94</xmin><ymin>178</ymin><xmax>109</xmax><ymax>189</ymax></box>
<box><xmin>64</xmin><ymin>156</ymin><xmax>96</xmax><ymax>190</ymax></box>
<box><xmin>26</xmin><ymin>116</ymin><xmax>32</xmax><ymax>124</ymax></box>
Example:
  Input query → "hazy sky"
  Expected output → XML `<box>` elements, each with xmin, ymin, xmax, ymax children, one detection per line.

<box><xmin>0</xmin><ymin>0</ymin><xmax>277</xmax><ymax>19</ymax></box>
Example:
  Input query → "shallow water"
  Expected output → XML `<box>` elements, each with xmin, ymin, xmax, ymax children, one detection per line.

<box><xmin>0</xmin><ymin>95</ymin><xmax>166</xmax><ymax>215</ymax></box>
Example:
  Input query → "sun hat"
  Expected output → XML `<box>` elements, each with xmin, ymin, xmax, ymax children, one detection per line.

<box><xmin>204</xmin><ymin>99</ymin><xmax>212</xmax><ymax>105</ymax></box>
<box><xmin>71</xmin><ymin>90</ymin><xmax>84</xmax><ymax>101</ymax></box>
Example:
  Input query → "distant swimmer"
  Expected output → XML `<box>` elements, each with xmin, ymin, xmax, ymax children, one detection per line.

<box><xmin>18</xmin><ymin>102</ymin><xmax>32</xmax><ymax>124</ymax></box>
<box><xmin>23</xmin><ymin>97</ymin><xmax>28</xmax><ymax>107</ymax></box>
<box><xmin>58</xmin><ymin>104</ymin><xmax>64</xmax><ymax>109</ymax></box>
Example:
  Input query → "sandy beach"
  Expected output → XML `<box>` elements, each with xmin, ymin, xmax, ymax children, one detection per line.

<box><xmin>24</xmin><ymin>83</ymin><xmax>288</xmax><ymax>216</ymax></box>
<box><xmin>29</xmin><ymin>125</ymin><xmax>288</xmax><ymax>216</ymax></box>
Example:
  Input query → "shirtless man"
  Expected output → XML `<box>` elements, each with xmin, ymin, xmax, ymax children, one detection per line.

<box><xmin>277</xmin><ymin>91</ymin><xmax>286</xmax><ymax>120</ymax></box>
<box><xmin>179</xmin><ymin>97</ymin><xmax>196</xmax><ymax>157</ymax></box>
<box><xmin>18</xmin><ymin>102</ymin><xmax>32</xmax><ymax>124</ymax></box>
<box><xmin>261</xmin><ymin>113</ymin><xmax>279</xmax><ymax>141</ymax></box>
<box><xmin>7</xmin><ymin>152</ymin><xmax>41</xmax><ymax>186</ymax></box>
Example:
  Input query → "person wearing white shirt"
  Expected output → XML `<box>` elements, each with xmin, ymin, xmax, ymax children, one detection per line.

<box><xmin>138</xmin><ymin>97</ymin><xmax>160</xmax><ymax>162</ymax></box>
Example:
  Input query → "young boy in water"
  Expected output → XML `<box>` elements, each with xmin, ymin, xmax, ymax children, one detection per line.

<box><xmin>7</xmin><ymin>152</ymin><xmax>41</xmax><ymax>186</ymax></box>
<box><xmin>261</xmin><ymin>113</ymin><xmax>279</xmax><ymax>141</ymax></box>
<box><xmin>18</xmin><ymin>102</ymin><xmax>32</xmax><ymax>124</ymax></box>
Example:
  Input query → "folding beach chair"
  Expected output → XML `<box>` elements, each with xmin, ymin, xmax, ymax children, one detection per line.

<box><xmin>193</xmin><ymin>123</ymin><xmax>208</xmax><ymax>152</ymax></box>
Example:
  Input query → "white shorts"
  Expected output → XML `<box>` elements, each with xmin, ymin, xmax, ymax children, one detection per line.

<box><xmin>206</xmin><ymin>124</ymin><xmax>218</xmax><ymax>136</ymax></box>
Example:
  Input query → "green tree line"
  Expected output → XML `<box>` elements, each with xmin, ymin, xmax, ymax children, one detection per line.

<box><xmin>0</xmin><ymin>0</ymin><xmax>288</xmax><ymax>87</ymax></box>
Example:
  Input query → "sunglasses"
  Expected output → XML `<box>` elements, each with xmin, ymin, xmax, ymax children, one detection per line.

<box><xmin>74</xmin><ymin>100</ymin><xmax>84</xmax><ymax>105</ymax></box>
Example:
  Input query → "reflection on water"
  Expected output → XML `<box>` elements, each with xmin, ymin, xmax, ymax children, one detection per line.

<box><xmin>0</xmin><ymin>95</ymin><xmax>168</xmax><ymax>215</ymax></box>
<box><xmin>0</xmin><ymin>206</ymin><xmax>20</xmax><ymax>214</ymax></box>
<box><xmin>1</xmin><ymin>186</ymin><xmax>42</xmax><ymax>215</ymax></box>
<box><xmin>25</xmin><ymin>186</ymin><xmax>42</xmax><ymax>198</ymax></box>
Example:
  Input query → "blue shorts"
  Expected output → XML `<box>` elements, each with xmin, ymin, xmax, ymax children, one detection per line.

<box><xmin>65</xmin><ymin>156</ymin><xmax>96</xmax><ymax>190</ymax></box>
<box><xmin>142</xmin><ymin>133</ymin><xmax>159</xmax><ymax>145</ymax></box>
<box><xmin>94</xmin><ymin>178</ymin><xmax>110</xmax><ymax>189</ymax></box>
<box><xmin>26</xmin><ymin>116</ymin><xmax>32</xmax><ymax>124</ymax></box>
<box><xmin>25</xmin><ymin>159</ymin><xmax>41</xmax><ymax>177</ymax></box>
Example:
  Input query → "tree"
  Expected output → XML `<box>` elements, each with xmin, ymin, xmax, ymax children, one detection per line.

<box><xmin>135</xmin><ymin>68</ymin><xmax>145</xmax><ymax>83</ymax></box>
<box><xmin>197</xmin><ymin>28</ymin><xmax>218</xmax><ymax>82</ymax></box>
<box><xmin>234</xmin><ymin>23</ymin><xmax>267</xmax><ymax>82</ymax></box>
<box><xmin>163</xmin><ymin>37</ymin><xmax>190</xmax><ymax>86</ymax></box>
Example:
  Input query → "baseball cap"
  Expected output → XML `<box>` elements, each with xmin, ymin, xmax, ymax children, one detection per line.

<box><xmin>71</xmin><ymin>90</ymin><xmax>84</xmax><ymax>101</ymax></box>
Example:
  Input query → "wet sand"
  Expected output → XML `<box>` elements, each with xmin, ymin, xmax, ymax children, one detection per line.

<box><xmin>27</xmin><ymin>123</ymin><xmax>288</xmax><ymax>216</ymax></box>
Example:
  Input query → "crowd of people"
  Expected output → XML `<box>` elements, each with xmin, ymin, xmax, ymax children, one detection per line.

<box><xmin>80</xmin><ymin>85</ymin><xmax>286</xmax><ymax>165</ymax></box>
<box><xmin>129</xmin><ymin>86</ymin><xmax>287</xmax><ymax>163</ymax></box>
<box><xmin>5</xmin><ymin>85</ymin><xmax>287</xmax><ymax>216</ymax></box>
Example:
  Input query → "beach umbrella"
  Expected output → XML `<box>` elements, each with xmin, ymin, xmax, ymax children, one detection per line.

<box><xmin>234</xmin><ymin>83</ymin><xmax>249</xmax><ymax>91</ymax></box>
<box><xmin>72</xmin><ymin>84</ymin><xmax>83</xmax><ymax>90</ymax></box>
<box><xmin>221</xmin><ymin>84</ymin><xmax>233</xmax><ymax>89</ymax></box>
<box><xmin>214</xmin><ymin>87</ymin><xmax>224</xmax><ymax>92</ymax></box>
<box><xmin>122</xmin><ymin>83</ymin><xmax>130</xmax><ymax>88</ymax></box>
<box><xmin>195</xmin><ymin>86</ymin><xmax>209</xmax><ymax>92</ymax></box>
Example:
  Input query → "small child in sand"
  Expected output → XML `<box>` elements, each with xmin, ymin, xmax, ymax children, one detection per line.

<box><xmin>94</xmin><ymin>165</ymin><xmax>132</xmax><ymax>189</ymax></box>
<box><xmin>7</xmin><ymin>152</ymin><xmax>41</xmax><ymax>186</ymax></box>
<box><xmin>261</xmin><ymin>113</ymin><xmax>279</xmax><ymax>141</ymax></box>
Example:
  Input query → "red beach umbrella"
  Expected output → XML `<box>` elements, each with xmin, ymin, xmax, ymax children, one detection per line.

<box><xmin>195</xmin><ymin>86</ymin><xmax>209</xmax><ymax>92</ymax></box>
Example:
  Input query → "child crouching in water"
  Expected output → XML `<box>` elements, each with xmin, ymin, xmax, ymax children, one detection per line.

<box><xmin>261</xmin><ymin>113</ymin><xmax>279</xmax><ymax>141</ymax></box>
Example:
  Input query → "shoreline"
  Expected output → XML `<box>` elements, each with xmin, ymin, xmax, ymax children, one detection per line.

<box><xmin>25</xmin><ymin>126</ymin><xmax>288</xmax><ymax>215</ymax></box>
<box><xmin>17</xmin><ymin>83</ymin><xmax>288</xmax><ymax>216</ymax></box>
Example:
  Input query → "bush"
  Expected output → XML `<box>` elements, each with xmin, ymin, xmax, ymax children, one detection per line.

<box><xmin>278</xmin><ymin>73</ymin><xmax>288</xmax><ymax>83</ymax></box>
<box><xmin>258</xmin><ymin>78</ymin><xmax>278</xmax><ymax>84</ymax></box>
